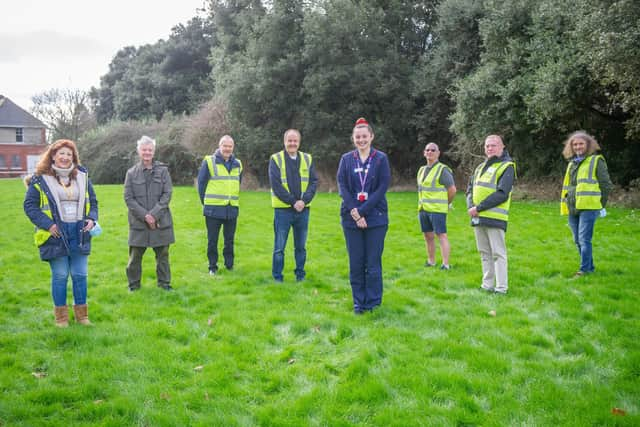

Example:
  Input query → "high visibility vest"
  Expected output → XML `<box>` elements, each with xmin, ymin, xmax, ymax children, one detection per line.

<box><xmin>417</xmin><ymin>162</ymin><xmax>451</xmax><ymax>213</ymax></box>
<box><xmin>270</xmin><ymin>151</ymin><xmax>312</xmax><ymax>208</ymax></box>
<box><xmin>204</xmin><ymin>155</ymin><xmax>242</xmax><ymax>207</ymax></box>
<box><xmin>472</xmin><ymin>160</ymin><xmax>515</xmax><ymax>222</ymax></box>
<box><xmin>33</xmin><ymin>180</ymin><xmax>90</xmax><ymax>247</ymax></box>
<box><xmin>560</xmin><ymin>154</ymin><xmax>603</xmax><ymax>215</ymax></box>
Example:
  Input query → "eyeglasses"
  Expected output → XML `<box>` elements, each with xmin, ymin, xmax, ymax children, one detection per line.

<box><xmin>425</xmin><ymin>149</ymin><xmax>437</xmax><ymax>152</ymax></box>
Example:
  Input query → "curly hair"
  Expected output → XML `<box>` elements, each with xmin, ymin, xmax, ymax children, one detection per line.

<box><xmin>562</xmin><ymin>131</ymin><xmax>601</xmax><ymax>160</ymax></box>
<box><xmin>34</xmin><ymin>139</ymin><xmax>81</xmax><ymax>179</ymax></box>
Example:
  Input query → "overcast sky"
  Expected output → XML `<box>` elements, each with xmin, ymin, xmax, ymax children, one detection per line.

<box><xmin>1</xmin><ymin>0</ymin><xmax>207</xmax><ymax>110</ymax></box>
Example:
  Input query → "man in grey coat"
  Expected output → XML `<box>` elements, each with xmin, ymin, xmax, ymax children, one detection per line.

<box><xmin>124</xmin><ymin>135</ymin><xmax>175</xmax><ymax>291</ymax></box>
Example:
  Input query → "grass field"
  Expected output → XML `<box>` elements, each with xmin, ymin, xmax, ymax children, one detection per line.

<box><xmin>1</xmin><ymin>177</ymin><xmax>639</xmax><ymax>426</ymax></box>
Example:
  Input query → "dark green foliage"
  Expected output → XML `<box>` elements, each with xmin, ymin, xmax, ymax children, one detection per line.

<box><xmin>88</xmin><ymin>0</ymin><xmax>640</xmax><ymax>186</ymax></box>
<box><xmin>211</xmin><ymin>0</ymin><xmax>440</xmax><ymax>183</ymax></box>
<box><xmin>90</xmin><ymin>17</ymin><xmax>214</xmax><ymax>123</ymax></box>
<box><xmin>413</xmin><ymin>0</ymin><xmax>484</xmax><ymax>171</ymax></box>
<box><xmin>211</xmin><ymin>0</ymin><xmax>304</xmax><ymax>183</ymax></box>
<box><xmin>449</xmin><ymin>0</ymin><xmax>639</xmax><ymax>183</ymax></box>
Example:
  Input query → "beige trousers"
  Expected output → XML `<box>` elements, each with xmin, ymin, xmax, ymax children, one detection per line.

<box><xmin>474</xmin><ymin>226</ymin><xmax>508</xmax><ymax>292</ymax></box>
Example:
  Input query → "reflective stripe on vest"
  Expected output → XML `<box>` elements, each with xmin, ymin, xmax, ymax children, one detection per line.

<box><xmin>472</xmin><ymin>160</ymin><xmax>515</xmax><ymax>222</ymax></box>
<box><xmin>271</xmin><ymin>151</ymin><xmax>312</xmax><ymax>208</ymax></box>
<box><xmin>560</xmin><ymin>154</ymin><xmax>602</xmax><ymax>214</ymax></box>
<box><xmin>33</xmin><ymin>181</ymin><xmax>90</xmax><ymax>247</ymax></box>
<box><xmin>417</xmin><ymin>162</ymin><xmax>450</xmax><ymax>213</ymax></box>
<box><xmin>204</xmin><ymin>156</ymin><xmax>242</xmax><ymax>206</ymax></box>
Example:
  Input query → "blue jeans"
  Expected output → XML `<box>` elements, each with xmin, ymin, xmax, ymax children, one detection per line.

<box><xmin>568</xmin><ymin>210</ymin><xmax>599</xmax><ymax>273</ymax></box>
<box><xmin>342</xmin><ymin>225</ymin><xmax>388</xmax><ymax>312</ymax></box>
<box><xmin>49</xmin><ymin>222</ymin><xmax>88</xmax><ymax>306</ymax></box>
<box><xmin>272</xmin><ymin>208</ymin><xmax>309</xmax><ymax>281</ymax></box>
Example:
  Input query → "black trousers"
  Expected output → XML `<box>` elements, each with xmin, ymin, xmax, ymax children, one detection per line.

<box><xmin>205</xmin><ymin>216</ymin><xmax>237</xmax><ymax>271</ymax></box>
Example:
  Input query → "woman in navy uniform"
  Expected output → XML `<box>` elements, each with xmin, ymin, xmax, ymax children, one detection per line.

<box><xmin>337</xmin><ymin>118</ymin><xmax>391</xmax><ymax>314</ymax></box>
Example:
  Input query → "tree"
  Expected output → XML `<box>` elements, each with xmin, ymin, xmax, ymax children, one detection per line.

<box><xmin>448</xmin><ymin>0</ymin><xmax>638</xmax><ymax>184</ymax></box>
<box><xmin>301</xmin><ymin>0</ymin><xmax>438</xmax><ymax>178</ymax></box>
<box><xmin>79</xmin><ymin>116</ymin><xmax>198</xmax><ymax>185</ymax></box>
<box><xmin>579</xmin><ymin>0</ymin><xmax>640</xmax><ymax>140</ymax></box>
<box><xmin>413</xmin><ymin>0</ymin><xmax>484</xmax><ymax>171</ymax></box>
<box><xmin>31</xmin><ymin>88</ymin><xmax>96</xmax><ymax>142</ymax></box>
<box><xmin>90</xmin><ymin>17</ymin><xmax>215</xmax><ymax>122</ymax></box>
<box><xmin>211</xmin><ymin>0</ymin><xmax>304</xmax><ymax>182</ymax></box>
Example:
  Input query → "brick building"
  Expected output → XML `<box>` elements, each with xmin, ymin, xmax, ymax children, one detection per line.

<box><xmin>0</xmin><ymin>95</ymin><xmax>47</xmax><ymax>178</ymax></box>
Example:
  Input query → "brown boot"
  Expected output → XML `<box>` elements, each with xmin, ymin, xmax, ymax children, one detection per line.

<box><xmin>54</xmin><ymin>305</ymin><xmax>69</xmax><ymax>327</ymax></box>
<box><xmin>73</xmin><ymin>304</ymin><xmax>91</xmax><ymax>325</ymax></box>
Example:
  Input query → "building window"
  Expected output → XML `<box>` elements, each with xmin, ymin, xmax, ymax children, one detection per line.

<box><xmin>11</xmin><ymin>154</ymin><xmax>21</xmax><ymax>169</ymax></box>
<box><xmin>0</xmin><ymin>155</ymin><xmax>6</xmax><ymax>168</ymax></box>
<box><xmin>16</xmin><ymin>128</ymin><xmax>24</xmax><ymax>142</ymax></box>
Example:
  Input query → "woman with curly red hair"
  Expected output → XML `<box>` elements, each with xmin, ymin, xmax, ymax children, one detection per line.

<box><xmin>24</xmin><ymin>139</ymin><xmax>99</xmax><ymax>326</ymax></box>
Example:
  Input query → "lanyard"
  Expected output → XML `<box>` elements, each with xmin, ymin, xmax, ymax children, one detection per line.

<box><xmin>354</xmin><ymin>149</ymin><xmax>375</xmax><ymax>192</ymax></box>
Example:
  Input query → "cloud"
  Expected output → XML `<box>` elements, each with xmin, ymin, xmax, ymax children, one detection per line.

<box><xmin>0</xmin><ymin>31</ymin><xmax>111</xmax><ymax>63</ymax></box>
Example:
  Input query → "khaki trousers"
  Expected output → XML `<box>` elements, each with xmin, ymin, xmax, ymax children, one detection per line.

<box><xmin>126</xmin><ymin>245</ymin><xmax>171</xmax><ymax>289</ymax></box>
<box><xmin>474</xmin><ymin>226</ymin><xmax>508</xmax><ymax>292</ymax></box>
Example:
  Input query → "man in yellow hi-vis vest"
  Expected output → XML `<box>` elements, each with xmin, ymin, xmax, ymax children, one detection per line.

<box><xmin>268</xmin><ymin>129</ymin><xmax>318</xmax><ymax>282</ymax></box>
<box><xmin>560</xmin><ymin>131</ymin><xmax>613</xmax><ymax>278</ymax></box>
<box><xmin>466</xmin><ymin>135</ymin><xmax>516</xmax><ymax>295</ymax></box>
<box><xmin>197</xmin><ymin>135</ymin><xmax>243</xmax><ymax>275</ymax></box>
<box><xmin>417</xmin><ymin>142</ymin><xmax>456</xmax><ymax>270</ymax></box>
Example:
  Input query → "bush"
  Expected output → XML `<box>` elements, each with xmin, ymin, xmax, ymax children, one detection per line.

<box><xmin>78</xmin><ymin>116</ymin><xmax>198</xmax><ymax>185</ymax></box>
<box><xmin>181</xmin><ymin>99</ymin><xmax>231</xmax><ymax>157</ymax></box>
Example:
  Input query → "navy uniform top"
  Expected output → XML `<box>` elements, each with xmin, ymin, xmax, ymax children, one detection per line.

<box><xmin>337</xmin><ymin>149</ymin><xmax>391</xmax><ymax>229</ymax></box>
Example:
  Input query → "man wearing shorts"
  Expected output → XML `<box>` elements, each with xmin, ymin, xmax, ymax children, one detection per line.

<box><xmin>417</xmin><ymin>142</ymin><xmax>456</xmax><ymax>270</ymax></box>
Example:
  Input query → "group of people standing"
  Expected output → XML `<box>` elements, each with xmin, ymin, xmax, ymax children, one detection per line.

<box><xmin>23</xmin><ymin>119</ymin><xmax>612</xmax><ymax>325</ymax></box>
<box><xmin>416</xmin><ymin>134</ymin><xmax>516</xmax><ymax>294</ymax></box>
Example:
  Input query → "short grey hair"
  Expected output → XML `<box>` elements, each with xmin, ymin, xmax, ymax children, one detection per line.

<box><xmin>137</xmin><ymin>135</ymin><xmax>156</xmax><ymax>150</ymax></box>
<box><xmin>219</xmin><ymin>135</ymin><xmax>234</xmax><ymax>146</ymax></box>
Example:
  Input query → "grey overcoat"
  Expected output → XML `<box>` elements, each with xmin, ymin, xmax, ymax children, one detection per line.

<box><xmin>124</xmin><ymin>161</ymin><xmax>175</xmax><ymax>247</ymax></box>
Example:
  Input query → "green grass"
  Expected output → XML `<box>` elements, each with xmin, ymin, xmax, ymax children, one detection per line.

<box><xmin>1</xmin><ymin>178</ymin><xmax>639</xmax><ymax>426</ymax></box>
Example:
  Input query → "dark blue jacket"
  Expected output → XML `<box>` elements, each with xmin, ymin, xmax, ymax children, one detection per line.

<box><xmin>197</xmin><ymin>150</ymin><xmax>242</xmax><ymax>220</ymax></box>
<box><xmin>23</xmin><ymin>166</ymin><xmax>99</xmax><ymax>261</ymax></box>
<box><xmin>337</xmin><ymin>149</ymin><xmax>390</xmax><ymax>229</ymax></box>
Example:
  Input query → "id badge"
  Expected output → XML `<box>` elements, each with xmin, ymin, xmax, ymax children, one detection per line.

<box><xmin>63</xmin><ymin>204</ymin><xmax>76</xmax><ymax>216</ymax></box>
<box><xmin>357</xmin><ymin>192</ymin><xmax>368</xmax><ymax>202</ymax></box>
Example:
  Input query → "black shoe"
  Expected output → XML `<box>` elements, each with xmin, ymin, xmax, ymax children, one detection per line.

<box><xmin>158</xmin><ymin>284</ymin><xmax>173</xmax><ymax>291</ymax></box>
<box><xmin>440</xmin><ymin>264</ymin><xmax>451</xmax><ymax>271</ymax></box>
<box><xmin>424</xmin><ymin>261</ymin><xmax>436</xmax><ymax>267</ymax></box>
<box><xmin>225</xmin><ymin>265</ymin><xmax>234</xmax><ymax>271</ymax></box>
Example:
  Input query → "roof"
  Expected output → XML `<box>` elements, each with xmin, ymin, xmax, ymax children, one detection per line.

<box><xmin>0</xmin><ymin>95</ymin><xmax>46</xmax><ymax>128</ymax></box>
